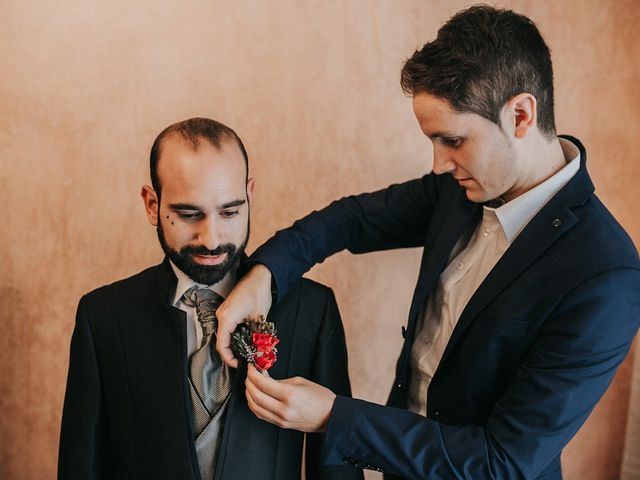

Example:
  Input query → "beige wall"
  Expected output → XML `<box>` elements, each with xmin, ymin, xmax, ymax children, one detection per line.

<box><xmin>622</xmin><ymin>346</ymin><xmax>640</xmax><ymax>478</ymax></box>
<box><xmin>1</xmin><ymin>1</ymin><xmax>638</xmax><ymax>478</ymax></box>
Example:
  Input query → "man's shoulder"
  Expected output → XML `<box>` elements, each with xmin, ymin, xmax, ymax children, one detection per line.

<box><xmin>81</xmin><ymin>263</ymin><xmax>163</xmax><ymax>307</ymax></box>
<box><xmin>269</xmin><ymin>277</ymin><xmax>338</xmax><ymax>326</ymax></box>
<box><xmin>268</xmin><ymin>277</ymin><xmax>349</xmax><ymax>385</ymax></box>
<box><xmin>291</xmin><ymin>276</ymin><xmax>334</xmax><ymax>295</ymax></box>
<box><xmin>572</xmin><ymin>193</ymin><xmax>639</xmax><ymax>269</ymax></box>
<box><xmin>279</xmin><ymin>277</ymin><xmax>335</xmax><ymax>307</ymax></box>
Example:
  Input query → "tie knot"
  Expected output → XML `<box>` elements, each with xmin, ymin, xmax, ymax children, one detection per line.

<box><xmin>182</xmin><ymin>287</ymin><xmax>224</xmax><ymax>340</ymax></box>
<box><xmin>182</xmin><ymin>286</ymin><xmax>224</xmax><ymax>308</ymax></box>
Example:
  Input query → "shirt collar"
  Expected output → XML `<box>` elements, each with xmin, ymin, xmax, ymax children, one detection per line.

<box><xmin>169</xmin><ymin>261</ymin><xmax>237</xmax><ymax>306</ymax></box>
<box><xmin>490</xmin><ymin>138</ymin><xmax>581</xmax><ymax>243</ymax></box>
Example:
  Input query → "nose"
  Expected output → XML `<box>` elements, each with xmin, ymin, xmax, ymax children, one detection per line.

<box><xmin>431</xmin><ymin>147</ymin><xmax>456</xmax><ymax>175</ymax></box>
<box><xmin>196</xmin><ymin>218</ymin><xmax>222</xmax><ymax>250</ymax></box>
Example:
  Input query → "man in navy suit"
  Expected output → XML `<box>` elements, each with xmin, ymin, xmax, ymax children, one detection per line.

<box><xmin>215</xmin><ymin>6</ymin><xmax>640</xmax><ymax>480</ymax></box>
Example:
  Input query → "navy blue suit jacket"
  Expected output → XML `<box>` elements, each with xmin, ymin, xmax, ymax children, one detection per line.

<box><xmin>248</xmin><ymin>137</ymin><xmax>640</xmax><ymax>479</ymax></box>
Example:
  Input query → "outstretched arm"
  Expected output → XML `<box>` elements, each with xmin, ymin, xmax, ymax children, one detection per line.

<box><xmin>216</xmin><ymin>175</ymin><xmax>439</xmax><ymax>366</ymax></box>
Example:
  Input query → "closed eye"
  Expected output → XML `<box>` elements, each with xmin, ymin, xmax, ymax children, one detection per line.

<box><xmin>220</xmin><ymin>209</ymin><xmax>240</xmax><ymax>218</ymax></box>
<box><xmin>441</xmin><ymin>137</ymin><xmax>462</xmax><ymax>148</ymax></box>
<box><xmin>176</xmin><ymin>210</ymin><xmax>202</xmax><ymax>220</ymax></box>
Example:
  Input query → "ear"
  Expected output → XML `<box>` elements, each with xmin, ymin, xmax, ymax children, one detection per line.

<box><xmin>504</xmin><ymin>93</ymin><xmax>537</xmax><ymax>139</ymax></box>
<box><xmin>246</xmin><ymin>177</ymin><xmax>255</xmax><ymax>208</ymax></box>
<box><xmin>141</xmin><ymin>185</ymin><xmax>159</xmax><ymax>226</ymax></box>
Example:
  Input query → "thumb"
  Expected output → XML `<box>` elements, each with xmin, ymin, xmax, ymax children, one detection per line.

<box><xmin>215</xmin><ymin>317</ymin><xmax>240</xmax><ymax>369</ymax></box>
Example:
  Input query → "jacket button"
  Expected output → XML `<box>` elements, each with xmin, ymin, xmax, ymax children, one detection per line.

<box><xmin>396</xmin><ymin>381</ymin><xmax>403</xmax><ymax>389</ymax></box>
<box><xmin>552</xmin><ymin>218</ymin><xmax>562</xmax><ymax>228</ymax></box>
<box><xmin>434</xmin><ymin>411</ymin><xmax>440</xmax><ymax>417</ymax></box>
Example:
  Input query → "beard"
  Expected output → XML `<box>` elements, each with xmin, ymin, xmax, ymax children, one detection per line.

<box><xmin>157</xmin><ymin>220</ymin><xmax>249</xmax><ymax>286</ymax></box>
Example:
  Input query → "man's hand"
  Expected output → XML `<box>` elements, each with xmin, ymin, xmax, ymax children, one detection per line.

<box><xmin>245</xmin><ymin>364</ymin><xmax>337</xmax><ymax>432</ymax></box>
<box><xmin>216</xmin><ymin>264</ymin><xmax>273</xmax><ymax>368</ymax></box>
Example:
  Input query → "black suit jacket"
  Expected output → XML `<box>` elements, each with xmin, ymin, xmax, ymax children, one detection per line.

<box><xmin>58</xmin><ymin>259</ymin><xmax>363</xmax><ymax>480</ymax></box>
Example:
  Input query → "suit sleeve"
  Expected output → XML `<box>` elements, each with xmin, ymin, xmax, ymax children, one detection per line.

<box><xmin>58</xmin><ymin>296</ymin><xmax>112</xmax><ymax>479</ymax></box>
<box><xmin>322</xmin><ymin>268</ymin><xmax>640</xmax><ymax>479</ymax></box>
<box><xmin>249</xmin><ymin>175</ymin><xmax>439</xmax><ymax>300</ymax></box>
<box><xmin>305</xmin><ymin>288</ymin><xmax>364</xmax><ymax>480</ymax></box>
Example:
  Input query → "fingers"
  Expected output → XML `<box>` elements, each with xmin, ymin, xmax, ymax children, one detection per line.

<box><xmin>244</xmin><ymin>366</ymin><xmax>336</xmax><ymax>433</ymax></box>
<box><xmin>215</xmin><ymin>265</ymin><xmax>273</xmax><ymax>367</ymax></box>
<box><xmin>245</xmin><ymin>365</ymin><xmax>297</xmax><ymax>428</ymax></box>
<box><xmin>245</xmin><ymin>384</ymin><xmax>287</xmax><ymax>427</ymax></box>
<box><xmin>246</xmin><ymin>371</ymin><xmax>287</xmax><ymax>421</ymax></box>
<box><xmin>215</xmin><ymin>304</ymin><xmax>239</xmax><ymax>368</ymax></box>
<box><xmin>218</xmin><ymin>344</ymin><xmax>239</xmax><ymax>369</ymax></box>
<box><xmin>246</xmin><ymin>364</ymin><xmax>287</xmax><ymax>400</ymax></box>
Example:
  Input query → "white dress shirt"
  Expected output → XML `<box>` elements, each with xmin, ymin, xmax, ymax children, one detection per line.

<box><xmin>408</xmin><ymin>138</ymin><xmax>581</xmax><ymax>415</ymax></box>
<box><xmin>170</xmin><ymin>262</ymin><xmax>236</xmax><ymax>357</ymax></box>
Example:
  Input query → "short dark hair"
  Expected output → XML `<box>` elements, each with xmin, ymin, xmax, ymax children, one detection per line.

<box><xmin>401</xmin><ymin>5</ymin><xmax>556</xmax><ymax>138</ymax></box>
<box><xmin>150</xmin><ymin>117</ymin><xmax>249</xmax><ymax>197</ymax></box>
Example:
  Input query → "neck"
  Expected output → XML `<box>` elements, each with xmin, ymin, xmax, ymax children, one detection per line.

<box><xmin>210</xmin><ymin>265</ymin><xmax>238</xmax><ymax>298</ymax></box>
<box><xmin>169</xmin><ymin>260</ymin><xmax>239</xmax><ymax>301</ymax></box>
<box><xmin>504</xmin><ymin>134</ymin><xmax>566</xmax><ymax>202</ymax></box>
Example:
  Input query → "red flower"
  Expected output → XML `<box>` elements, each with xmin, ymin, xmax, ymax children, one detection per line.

<box><xmin>252</xmin><ymin>333</ymin><xmax>279</xmax><ymax>354</ymax></box>
<box><xmin>255</xmin><ymin>350</ymin><xmax>277</xmax><ymax>370</ymax></box>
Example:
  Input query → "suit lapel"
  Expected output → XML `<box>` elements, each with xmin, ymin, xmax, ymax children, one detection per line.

<box><xmin>440</xmin><ymin>204</ymin><xmax>578</xmax><ymax>363</ymax></box>
<box><xmin>213</xmin><ymin>366</ymin><xmax>241</xmax><ymax>479</ymax></box>
<box><xmin>268</xmin><ymin>285</ymin><xmax>299</xmax><ymax>479</ymax></box>
<box><xmin>213</xmin><ymin>282</ymin><xmax>300</xmax><ymax>479</ymax></box>
<box><xmin>439</xmin><ymin>138</ymin><xmax>594</xmax><ymax>365</ymax></box>
<box><xmin>152</xmin><ymin>259</ymin><xmax>204</xmax><ymax>480</ymax></box>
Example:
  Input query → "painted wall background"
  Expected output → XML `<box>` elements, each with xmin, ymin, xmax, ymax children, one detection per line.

<box><xmin>1</xmin><ymin>1</ymin><xmax>638</xmax><ymax>478</ymax></box>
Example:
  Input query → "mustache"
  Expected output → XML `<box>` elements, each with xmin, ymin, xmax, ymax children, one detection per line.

<box><xmin>180</xmin><ymin>244</ymin><xmax>236</xmax><ymax>256</ymax></box>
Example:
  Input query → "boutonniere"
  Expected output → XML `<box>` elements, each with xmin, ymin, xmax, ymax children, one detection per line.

<box><xmin>230</xmin><ymin>315</ymin><xmax>279</xmax><ymax>371</ymax></box>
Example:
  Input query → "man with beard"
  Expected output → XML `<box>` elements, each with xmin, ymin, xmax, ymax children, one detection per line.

<box><xmin>58</xmin><ymin>118</ymin><xmax>361</xmax><ymax>480</ymax></box>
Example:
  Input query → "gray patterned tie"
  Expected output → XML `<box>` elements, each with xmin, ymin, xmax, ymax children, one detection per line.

<box><xmin>182</xmin><ymin>287</ymin><xmax>232</xmax><ymax>480</ymax></box>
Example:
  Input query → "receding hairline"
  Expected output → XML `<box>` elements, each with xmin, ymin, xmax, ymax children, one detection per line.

<box><xmin>156</xmin><ymin>130</ymin><xmax>240</xmax><ymax>161</ymax></box>
<box><xmin>153</xmin><ymin>130</ymin><xmax>248</xmax><ymax>192</ymax></box>
<box><xmin>150</xmin><ymin>117</ymin><xmax>250</xmax><ymax>197</ymax></box>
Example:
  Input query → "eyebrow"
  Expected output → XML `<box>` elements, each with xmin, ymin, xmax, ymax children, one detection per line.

<box><xmin>168</xmin><ymin>203</ymin><xmax>201</xmax><ymax>211</ymax></box>
<box><xmin>220</xmin><ymin>199</ymin><xmax>246</xmax><ymax>209</ymax></box>
<box><xmin>429</xmin><ymin>131</ymin><xmax>459</xmax><ymax>139</ymax></box>
<box><xmin>168</xmin><ymin>199</ymin><xmax>246</xmax><ymax>211</ymax></box>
